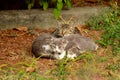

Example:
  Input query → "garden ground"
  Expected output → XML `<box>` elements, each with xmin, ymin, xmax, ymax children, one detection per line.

<box><xmin>0</xmin><ymin>1</ymin><xmax>120</xmax><ymax>80</ymax></box>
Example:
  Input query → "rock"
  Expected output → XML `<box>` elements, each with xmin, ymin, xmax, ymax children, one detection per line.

<box><xmin>0</xmin><ymin>6</ymin><xmax>109</xmax><ymax>30</ymax></box>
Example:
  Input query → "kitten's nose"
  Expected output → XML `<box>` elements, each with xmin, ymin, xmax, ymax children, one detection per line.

<box><xmin>57</xmin><ymin>34</ymin><xmax>63</xmax><ymax>38</ymax></box>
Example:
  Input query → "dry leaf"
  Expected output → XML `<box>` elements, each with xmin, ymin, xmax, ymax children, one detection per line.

<box><xmin>26</xmin><ymin>67</ymin><xmax>36</xmax><ymax>73</ymax></box>
<box><xmin>13</xmin><ymin>26</ymin><xmax>28</xmax><ymax>32</ymax></box>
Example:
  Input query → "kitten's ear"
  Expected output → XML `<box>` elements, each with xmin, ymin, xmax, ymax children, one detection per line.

<box><xmin>67</xmin><ymin>16</ymin><xmax>74</xmax><ymax>24</ymax></box>
<box><xmin>59</xmin><ymin>15</ymin><xmax>66</xmax><ymax>24</ymax></box>
<box><xmin>74</xmin><ymin>27</ymin><xmax>82</xmax><ymax>35</ymax></box>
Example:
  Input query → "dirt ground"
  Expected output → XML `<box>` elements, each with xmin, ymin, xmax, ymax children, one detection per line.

<box><xmin>0</xmin><ymin>24</ymin><xmax>100</xmax><ymax>69</ymax></box>
<box><xmin>0</xmin><ymin>27</ymin><xmax>57</xmax><ymax>74</ymax></box>
<box><xmin>0</xmin><ymin>0</ymin><xmax>109</xmax><ymax>65</ymax></box>
<box><xmin>0</xmin><ymin>27</ymin><xmax>54</xmax><ymax>63</ymax></box>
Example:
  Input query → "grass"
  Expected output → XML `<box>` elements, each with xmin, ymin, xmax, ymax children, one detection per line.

<box><xmin>0</xmin><ymin>56</ymin><xmax>48</xmax><ymax>80</ymax></box>
<box><xmin>86</xmin><ymin>2</ymin><xmax>120</xmax><ymax>50</ymax></box>
<box><xmin>0</xmin><ymin>52</ymin><xmax>120</xmax><ymax>80</ymax></box>
<box><xmin>86</xmin><ymin>2</ymin><xmax>120</xmax><ymax>80</ymax></box>
<box><xmin>0</xmin><ymin>3</ymin><xmax>120</xmax><ymax>80</ymax></box>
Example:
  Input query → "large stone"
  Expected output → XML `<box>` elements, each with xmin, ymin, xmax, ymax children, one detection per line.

<box><xmin>0</xmin><ymin>6</ymin><xmax>109</xmax><ymax>30</ymax></box>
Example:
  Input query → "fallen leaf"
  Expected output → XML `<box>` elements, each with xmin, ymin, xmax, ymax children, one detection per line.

<box><xmin>13</xmin><ymin>26</ymin><xmax>28</xmax><ymax>32</ymax></box>
<box><xmin>26</xmin><ymin>67</ymin><xmax>36</xmax><ymax>73</ymax></box>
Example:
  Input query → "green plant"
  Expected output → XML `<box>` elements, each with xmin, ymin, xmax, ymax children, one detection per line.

<box><xmin>86</xmin><ymin>2</ymin><xmax>120</xmax><ymax>53</ymax></box>
<box><xmin>76</xmin><ymin>55</ymin><xmax>100</xmax><ymax>80</ymax></box>
<box><xmin>25</xmin><ymin>0</ymin><xmax>35</xmax><ymax>10</ymax></box>
<box><xmin>25</xmin><ymin>0</ymin><xmax>72</xmax><ymax>19</ymax></box>
<box><xmin>54</xmin><ymin>58</ymin><xmax>70</xmax><ymax>80</ymax></box>
<box><xmin>53</xmin><ymin>0</ymin><xmax>72</xmax><ymax>19</ymax></box>
<box><xmin>0</xmin><ymin>67</ymin><xmax>49</xmax><ymax>80</ymax></box>
<box><xmin>107</xmin><ymin>62</ymin><xmax>120</xmax><ymax>71</ymax></box>
<box><xmin>0</xmin><ymin>56</ymin><xmax>53</xmax><ymax>80</ymax></box>
<box><xmin>73</xmin><ymin>52</ymin><xmax>96</xmax><ymax>62</ymax></box>
<box><xmin>85</xmin><ymin>4</ymin><xmax>120</xmax><ymax>79</ymax></box>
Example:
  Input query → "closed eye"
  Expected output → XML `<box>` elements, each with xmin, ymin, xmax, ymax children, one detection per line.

<box><xmin>58</xmin><ymin>52</ymin><xmax>61</xmax><ymax>55</ymax></box>
<box><xmin>51</xmin><ymin>51</ymin><xmax>55</xmax><ymax>54</ymax></box>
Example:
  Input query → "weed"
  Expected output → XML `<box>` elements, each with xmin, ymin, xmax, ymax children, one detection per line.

<box><xmin>86</xmin><ymin>3</ymin><xmax>120</xmax><ymax>80</ymax></box>
<box><xmin>52</xmin><ymin>58</ymin><xmax>70</xmax><ymax>80</ymax></box>
<box><xmin>0</xmin><ymin>67</ymin><xmax>48</xmax><ymax>80</ymax></box>
<box><xmin>73</xmin><ymin>52</ymin><xmax>96</xmax><ymax>63</ymax></box>
<box><xmin>0</xmin><ymin>53</ymin><xmax>50</xmax><ymax>80</ymax></box>
<box><xmin>106</xmin><ymin>56</ymin><xmax>120</xmax><ymax>71</ymax></box>
<box><xmin>86</xmin><ymin>2</ymin><xmax>120</xmax><ymax>54</ymax></box>
<box><xmin>76</xmin><ymin>56</ymin><xmax>100</xmax><ymax>80</ymax></box>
